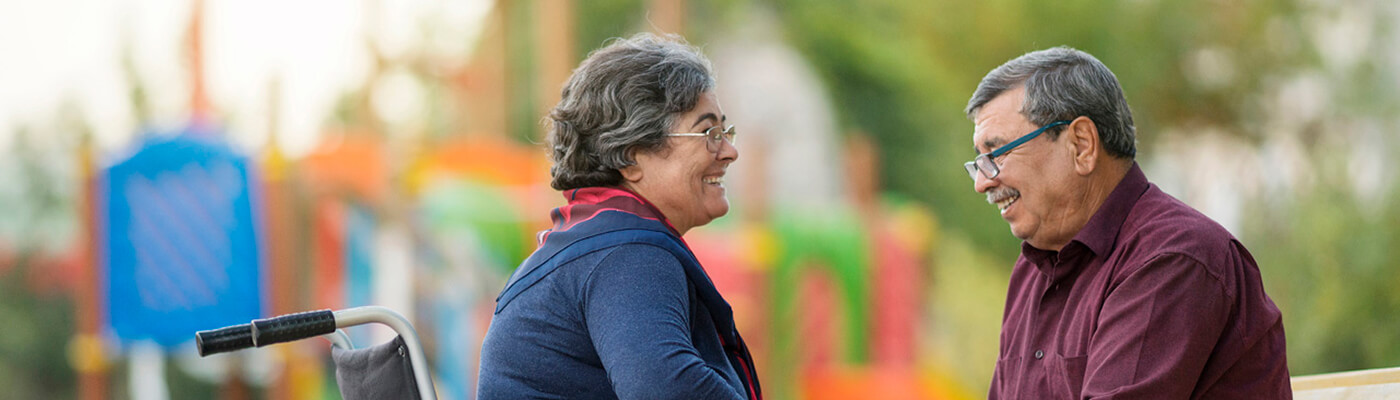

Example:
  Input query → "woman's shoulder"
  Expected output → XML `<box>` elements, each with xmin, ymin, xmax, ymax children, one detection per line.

<box><xmin>574</xmin><ymin>243</ymin><xmax>694</xmax><ymax>313</ymax></box>
<box><xmin>585</xmin><ymin>242</ymin><xmax>686</xmax><ymax>279</ymax></box>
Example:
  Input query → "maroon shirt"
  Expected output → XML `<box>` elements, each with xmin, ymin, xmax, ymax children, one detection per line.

<box><xmin>989</xmin><ymin>164</ymin><xmax>1291</xmax><ymax>399</ymax></box>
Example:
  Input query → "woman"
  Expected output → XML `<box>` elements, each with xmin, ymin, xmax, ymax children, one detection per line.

<box><xmin>477</xmin><ymin>33</ymin><xmax>761</xmax><ymax>400</ymax></box>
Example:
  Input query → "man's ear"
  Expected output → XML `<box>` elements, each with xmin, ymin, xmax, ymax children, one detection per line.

<box><xmin>1068</xmin><ymin>116</ymin><xmax>1100</xmax><ymax>176</ymax></box>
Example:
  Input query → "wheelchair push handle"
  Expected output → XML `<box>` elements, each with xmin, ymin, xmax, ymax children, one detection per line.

<box><xmin>251</xmin><ymin>309</ymin><xmax>337</xmax><ymax>347</ymax></box>
<box><xmin>195</xmin><ymin>309</ymin><xmax>336</xmax><ymax>356</ymax></box>
<box><xmin>194</xmin><ymin>323</ymin><xmax>254</xmax><ymax>357</ymax></box>
<box><xmin>193</xmin><ymin>306</ymin><xmax>437</xmax><ymax>400</ymax></box>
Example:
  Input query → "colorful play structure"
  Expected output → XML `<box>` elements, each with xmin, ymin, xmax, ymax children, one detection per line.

<box><xmin>79</xmin><ymin>94</ymin><xmax>974</xmax><ymax>400</ymax></box>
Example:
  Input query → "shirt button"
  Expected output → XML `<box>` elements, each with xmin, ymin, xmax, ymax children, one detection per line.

<box><xmin>1034</xmin><ymin>350</ymin><xmax>1044</xmax><ymax>359</ymax></box>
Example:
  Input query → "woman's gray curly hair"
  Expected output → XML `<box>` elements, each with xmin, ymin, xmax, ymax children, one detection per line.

<box><xmin>546</xmin><ymin>32</ymin><xmax>716</xmax><ymax>191</ymax></box>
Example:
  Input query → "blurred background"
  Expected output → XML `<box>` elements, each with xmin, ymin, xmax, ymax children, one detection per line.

<box><xmin>1</xmin><ymin>0</ymin><xmax>1398</xmax><ymax>398</ymax></box>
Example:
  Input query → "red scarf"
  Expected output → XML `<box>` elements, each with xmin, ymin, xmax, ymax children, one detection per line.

<box><xmin>541</xmin><ymin>186</ymin><xmax>682</xmax><ymax>244</ymax></box>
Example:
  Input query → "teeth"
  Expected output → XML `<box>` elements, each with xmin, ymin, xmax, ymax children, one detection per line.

<box><xmin>704</xmin><ymin>177</ymin><xmax>724</xmax><ymax>185</ymax></box>
<box><xmin>995</xmin><ymin>195</ymin><xmax>1019</xmax><ymax>213</ymax></box>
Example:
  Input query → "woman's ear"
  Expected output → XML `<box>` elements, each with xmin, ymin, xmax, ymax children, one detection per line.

<box><xmin>620</xmin><ymin>149</ymin><xmax>645</xmax><ymax>183</ymax></box>
<box><xmin>1068</xmin><ymin>116</ymin><xmax>1100</xmax><ymax>176</ymax></box>
<box><xmin>620</xmin><ymin>164</ymin><xmax>643</xmax><ymax>183</ymax></box>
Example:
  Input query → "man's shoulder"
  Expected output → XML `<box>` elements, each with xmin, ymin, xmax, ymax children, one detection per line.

<box><xmin>1118</xmin><ymin>184</ymin><xmax>1241</xmax><ymax>265</ymax></box>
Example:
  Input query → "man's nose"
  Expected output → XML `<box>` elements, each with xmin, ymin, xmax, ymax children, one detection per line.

<box><xmin>973</xmin><ymin>170</ymin><xmax>996</xmax><ymax>193</ymax></box>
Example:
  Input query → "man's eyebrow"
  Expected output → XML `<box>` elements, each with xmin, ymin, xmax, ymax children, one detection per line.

<box><xmin>690</xmin><ymin>113</ymin><xmax>719</xmax><ymax>129</ymax></box>
<box><xmin>979</xmin><ymin>138</ymin><xmax>1005</xmax><ymax>153</ymax></box>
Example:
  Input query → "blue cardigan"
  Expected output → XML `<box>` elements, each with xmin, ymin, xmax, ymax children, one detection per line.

<box><xmin>477</xmin><ymin>194</ymin><xmax>760</xmax><ymax>400</ymax></box>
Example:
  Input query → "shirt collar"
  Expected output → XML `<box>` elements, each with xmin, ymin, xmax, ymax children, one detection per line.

<box><xmin>1019</xmin><ymin>162</ymin><xmax>1149</xmax><ymax>267</ymax></box>
<box><xmin>1073</xmin><ymin>162</ymin><xmax>1150</xmax><ymax>257</ymax></box>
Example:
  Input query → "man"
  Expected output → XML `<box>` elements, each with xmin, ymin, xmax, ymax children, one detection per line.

<box><xmin>964</xmin><ymin>46</ymin><xmax>1292</xmax><ymax>399</ymax></box>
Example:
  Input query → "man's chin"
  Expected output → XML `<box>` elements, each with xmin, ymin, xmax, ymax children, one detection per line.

<box><xmin>1008</xmin><ymin>225</ymin><xmax>1031</xmax><ymax>242</ymax></box>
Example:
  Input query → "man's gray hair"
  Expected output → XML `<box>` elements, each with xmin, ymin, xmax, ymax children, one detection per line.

<box><xmin>546</xmin><ymin>32</ymin><xmax>716</xmax><ymax>190</ymax></box>
<box><xmin>965</xmin><ymin>46</ymin><xmax>1137</xmax><ymax>159</ymax></box>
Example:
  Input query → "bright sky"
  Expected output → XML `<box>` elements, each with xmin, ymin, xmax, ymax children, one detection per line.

<box><xmin>0</xmin><ymin>0</ymin><xmax>491</xmax><ymax>157</ymax></box>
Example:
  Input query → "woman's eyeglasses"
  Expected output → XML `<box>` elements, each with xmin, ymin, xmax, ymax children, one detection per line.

<box><xmin>666</xmin><ymin>125</ymin><xmax>737</xmax><ymax>153</ymax></box>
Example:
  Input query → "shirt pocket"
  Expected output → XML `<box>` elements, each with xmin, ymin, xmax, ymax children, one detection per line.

<box><xmin>1053</xmin><ymin>354</ymin><xmax>1089</xmax><ymax>399</ymax></box>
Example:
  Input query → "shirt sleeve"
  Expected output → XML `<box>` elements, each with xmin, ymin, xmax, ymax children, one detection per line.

<box><xmin>582</xmin><ymin>244</ymin><xmax>746</xmax><ymax>400</ymax></box>
<box><xmin>1082</xmin><ymin>253</ymin><xmax>1230</xmax><ymax>399</ymax></box>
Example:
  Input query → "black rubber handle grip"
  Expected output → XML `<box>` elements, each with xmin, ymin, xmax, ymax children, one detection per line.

<box><xmin>195</xmin><ymin>323</ymin><xmax>254</xmax><ymax>357</ymax></box>
<box><xmin>251</xmin><ymin>309</ymin><xmax>336</xmax><ymax>348</ymax></box>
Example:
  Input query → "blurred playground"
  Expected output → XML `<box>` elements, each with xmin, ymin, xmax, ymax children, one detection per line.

<box><xmin>2</xmin><ymin>0</ymin><xmax>1400</xmax><ymax>399</ymax></box>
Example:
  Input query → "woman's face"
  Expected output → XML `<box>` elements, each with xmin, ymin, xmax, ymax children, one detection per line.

<box><xmin>622</xmin><ymin>91</ymin><xmax>738</xmax><ymax>235</ymax></box>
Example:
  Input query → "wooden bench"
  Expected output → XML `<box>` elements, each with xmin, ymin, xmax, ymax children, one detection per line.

<box><xmin>1293</xmin><ymin>366</ymin><xmax>1400</xmax><ymax>399</ymax></box>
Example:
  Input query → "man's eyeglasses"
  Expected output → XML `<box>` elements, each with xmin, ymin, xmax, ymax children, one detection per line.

<box><xmin>964</xmin><ymin>120</ymin><xmax>1070</xmax><ymax>180</ymax></box>
<box><xmin>666</xmin><ymin>125</ymin><xmax>737</xmax><ymax>153</ymax></box>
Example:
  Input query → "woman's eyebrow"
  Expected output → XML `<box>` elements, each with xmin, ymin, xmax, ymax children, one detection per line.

<box><xmin>690</xmin><ymin>113</ymin><xmax>719</xmax><ymax>129</ymax></box>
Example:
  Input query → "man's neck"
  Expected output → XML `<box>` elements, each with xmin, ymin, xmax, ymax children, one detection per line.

<box><xmin>1031</xmin><ymin>160</ymin><xmax>1132</xmax><ymax>251</ymax></box>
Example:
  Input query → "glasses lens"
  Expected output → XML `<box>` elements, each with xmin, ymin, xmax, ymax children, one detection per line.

<box><xmin>704</xmin><ymin>126</ymin><xmax>736</xmax><ymax>153</ymax></box>
<box><xmin>975</xmin><ymin>155</ymin><xmax>999</xmax><ymax>179</ymax></box>
<box><xmin>964</xmin><ymin>161</ymin><xmax>979</xmax><ymax>180</ymax></box>
<box><xmin>704</xmin><ymin>127</ymin><xmax>719</xmax><ymax>152</ymax></box>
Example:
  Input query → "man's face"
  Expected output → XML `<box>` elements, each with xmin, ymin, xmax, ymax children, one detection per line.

<box><xmin>970</xmin><ymin>86</ymin><xmax>1080</xmax><ymax>249</ymax></box>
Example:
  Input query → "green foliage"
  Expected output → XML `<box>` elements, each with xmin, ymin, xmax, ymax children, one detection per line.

<box><xmin>757</xmin><ymin>0</ymin><xmax>1311</xmax><ymax>263</ymax></box>
<box><xmin>573</xmin><ymin>0</ymin><xmax>648</xmax><ymax>62</ymax></box>
<box><xmin>0</xmin><ymin>264</ymin><xmax>77</xmax><ymax>399</ymax></box>
<box><xmin>507</xmin><ymin>0</ymin><xmax>543</xmax><ymax>143</ymax></box>
<box><xmin>759</xmin><ymin>0</ymin><xmax>1011</xmax><ymax>258</ymax></box>
<box><xmin>1245</xmin><ymin>167</ymin><xmax>1400</xmax><ymax>375</ymax></box>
